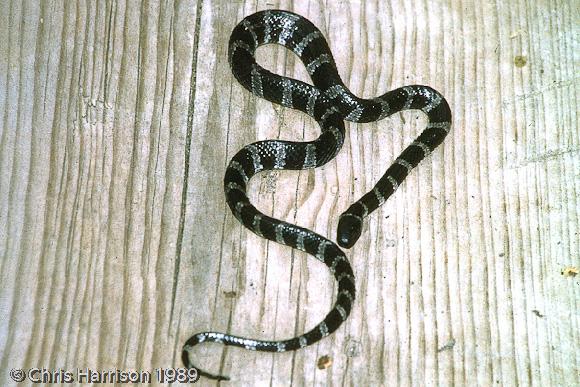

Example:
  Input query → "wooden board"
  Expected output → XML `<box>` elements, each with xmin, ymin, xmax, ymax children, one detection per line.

<box><xmin>0</xmin><ymin>0</ymin><xmax>578</xmax><ymax>385</ymax></box>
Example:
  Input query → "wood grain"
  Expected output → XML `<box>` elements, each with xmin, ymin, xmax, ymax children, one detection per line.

<box><xmin>0</xmin><ymin>0</ymin><xmax>578</xmax><ymax>386</ymax></box>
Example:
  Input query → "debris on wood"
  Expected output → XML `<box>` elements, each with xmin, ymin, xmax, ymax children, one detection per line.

<box><xmin>437</xmin><ymin>339</ymin><xmax>456</xmax><ymax>353</ymax></box>
<box><xmin>532</xmin><ymin>310</ymin><xmax>545</xmax><ymax>318</ymax></box>
<box><xmin>561</xmin><ymin>267</ymin><xmax>578</xmax><ymax>277</ymax></box>
<box><xmin>317</xmin><ymin>355</ymin><xmax>332</xmax><ymax>370</ymax></box>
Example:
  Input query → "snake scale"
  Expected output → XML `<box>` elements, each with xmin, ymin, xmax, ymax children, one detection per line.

<box><xmin>182</xmin><ymin>10</ymin><xmax>451</xmax><ymax>380</ymax></box>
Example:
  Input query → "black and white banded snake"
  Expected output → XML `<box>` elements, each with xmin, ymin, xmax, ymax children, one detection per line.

<box><xmin>182</xmin><ymin>10</ymin><xmax>451</xmax><ymax>381</ymax></box>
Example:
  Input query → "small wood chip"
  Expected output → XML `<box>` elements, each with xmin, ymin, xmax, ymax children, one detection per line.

<box><xmin>561</xmin><ymin>267</ymin><xmax>578</xmax><ymax>277</ymax></box>
<box><xmin>317</xmin><ymin>355</ymin><xmax>332</xmax><ymax>370</ymax></box>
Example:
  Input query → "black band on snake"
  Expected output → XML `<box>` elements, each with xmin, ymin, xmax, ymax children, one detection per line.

<box><xmin>182</xmin><ymin>10</ymin><xmax>451</xmax><ymax>380</ymax></box>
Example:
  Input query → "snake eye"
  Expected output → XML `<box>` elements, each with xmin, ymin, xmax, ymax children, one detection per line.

<box><xmin>337</xmin><ymin>215</ymin><xmax>363</xmax><ymax>249</ymax></box>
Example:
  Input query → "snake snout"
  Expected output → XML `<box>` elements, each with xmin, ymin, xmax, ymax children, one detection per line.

<box><xmin>337</xmin><ymin>214</ymin><xmax>363</xmax><ymax>249</ymax></box>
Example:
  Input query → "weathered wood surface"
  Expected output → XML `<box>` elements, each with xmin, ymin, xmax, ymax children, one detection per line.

<box><xmin>0</xmin><ymin>0</ymin><xmax>578</xmax><ymax>386</ymax></box>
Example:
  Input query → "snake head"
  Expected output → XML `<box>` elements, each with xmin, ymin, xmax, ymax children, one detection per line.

<box><xmin>337</xmin><ymin>214</ymin><xmax>363</xmax><ymax>249</ymax></box>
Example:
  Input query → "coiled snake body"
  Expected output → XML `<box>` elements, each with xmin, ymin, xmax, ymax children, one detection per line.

<box><xmin>183</xmin><ymin>10</ymin><xmax>451</xmax><ymax>380</ymax></box>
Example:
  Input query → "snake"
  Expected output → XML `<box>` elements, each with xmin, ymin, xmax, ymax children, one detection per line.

<box><xmin>182</xmin><ymin>9</ymin><xmax>451</xmax><ymax>380</ymax></box>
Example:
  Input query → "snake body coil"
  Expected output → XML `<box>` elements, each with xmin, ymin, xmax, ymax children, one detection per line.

<box><xmin>183</xmin><ymin>10</ymin><xmax>451</xmax><ymax>380</ymax></box>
